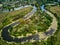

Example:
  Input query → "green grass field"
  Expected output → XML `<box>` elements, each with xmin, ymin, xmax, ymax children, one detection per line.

<box><xmin>0</xmin><ymin>6</ymin><xmax>33</xmax><ymax>30</ymax></box>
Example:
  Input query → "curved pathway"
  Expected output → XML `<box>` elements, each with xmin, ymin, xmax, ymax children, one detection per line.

<box><xmin>1</xmin><ymin>5</ymin><xmax>58</xmax><ymax>43</ymax></box>
<box><xmin>1</xmin><ymin>5</ymin><xmax>37</xmax><ymax>43</ymax></box>
<box><xmin>39</xmin><ymin>5</ymin><xmax>58</xmax><ymax>40</ymax></box>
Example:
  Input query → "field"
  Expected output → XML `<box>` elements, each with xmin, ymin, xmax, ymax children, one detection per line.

<box><xmin>0</xmin><ymin>6</ymin><xmax>53</xmax><ymax>45</ymax></box>
<box><xmin>0</xmin><ymin>4</ymin><xmax>59</xmax><ymax>45</ymax></box>
<box><xmin>0</xmin><ymin>6</ymin><xmax>33</xmax><ymax>30</ymax></box>
<box><xmin>9</xmin><ymin>11</ymin><xmax>52</xmax><ymax>41</ymax></box>
<box><xmin>0</xmin><ymin>6</ymin><xmax>33</xmax><ymax>45</ymax></box>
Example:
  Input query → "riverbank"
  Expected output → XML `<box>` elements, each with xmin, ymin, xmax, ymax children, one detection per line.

<box><xmin>1</xmin><ymin>5</ymin><xmax>37</xmax><ymax>43</ymax></box>
<box><xmin>45</xmin><ymin>5</ymin><xmax>60</xmax><ymax>45</ymax></box>
<box><xmin>0</xmin><ymin>4</ymin><xmax>58</xmax><ymax>45</ymax></box>
<box><xmin>0</xmin><ymin>6</ymin><xmax>33</xmax><ymax>30</ymax></box>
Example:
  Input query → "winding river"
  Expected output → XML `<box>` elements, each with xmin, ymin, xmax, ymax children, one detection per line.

<box><xmin>1</xmin><ymin>4</ymin><xmax>58</xmax><ymax>43</ymax></box>
<box><xmin>1</xmin><ymin>5</ymin><xmax>38</xmax><ymax>43</ymax></box>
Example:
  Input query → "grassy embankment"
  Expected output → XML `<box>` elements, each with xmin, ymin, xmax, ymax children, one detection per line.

<box><xmin>0</xmin><ymin>6</ymin><xmax>33</xmax><ymax>45</ymax></box>
<box><xmin>0</xmin><ymin>6</ymin><xmax>33</xmax><ymax>30</ymax></box>
<box><xmin>45</xmin><ymin>5</ymin><xmax>60</xmax><ymax>45</ymax></box>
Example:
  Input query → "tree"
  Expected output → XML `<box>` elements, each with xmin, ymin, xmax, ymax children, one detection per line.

<box><xmin>47</xmin><ymin>36</ymin><xmax>57</xmax><ymax>45</ymax></box>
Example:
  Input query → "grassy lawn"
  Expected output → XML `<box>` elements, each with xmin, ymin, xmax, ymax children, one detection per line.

<box><xmin>0</xmin><ymin>6</ymin><xmax>33</xmax><ymax>30</ymax></box>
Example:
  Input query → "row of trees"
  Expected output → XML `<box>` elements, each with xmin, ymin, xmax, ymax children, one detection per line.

<box><xmin>2</xmin><ymin>0</ymin><xmax>59</xmax><ymax>12</ymax></box>
<box><xmin>0</xmin><ymin>0</ymin><xmax>47</xmax><ymax>12</ymax></box>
